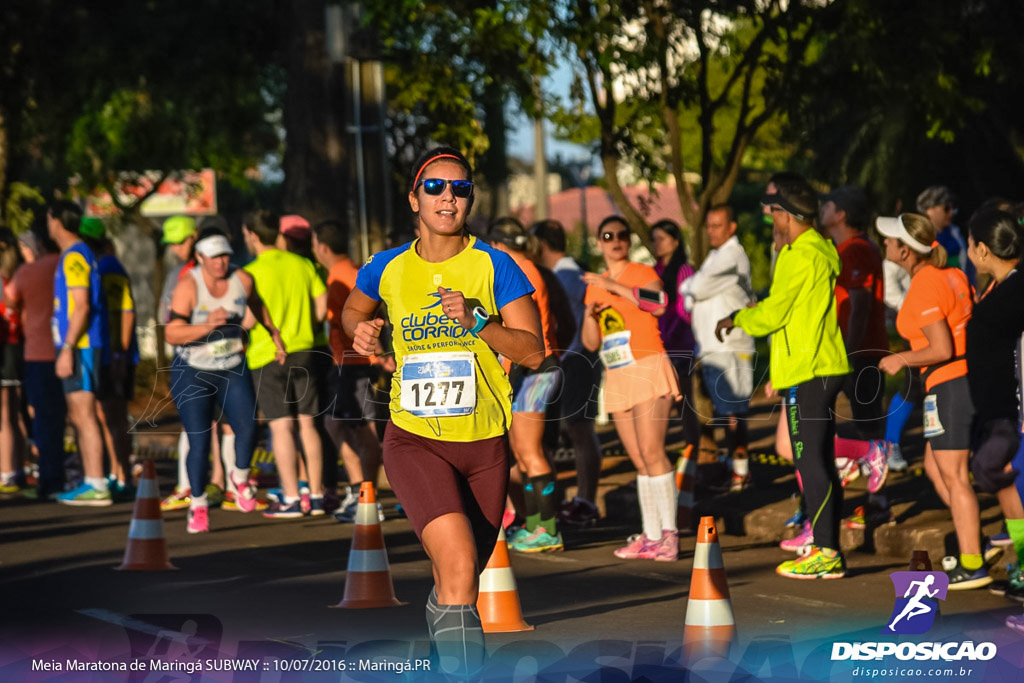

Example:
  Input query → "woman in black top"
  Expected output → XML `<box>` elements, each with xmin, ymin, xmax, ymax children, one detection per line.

<box><xmin>965</xmin><ymin>209</ymin><xmax>1024</xmax><ymax>617</ymax></box>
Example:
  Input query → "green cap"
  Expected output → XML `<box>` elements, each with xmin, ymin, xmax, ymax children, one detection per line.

<box><xmin>162</xmin><ymin>215</ymin><xmax>197</xmax><ymax>244</ymax></box>
<box><xmin>79</xmin><ymin>216</ymin><xmax>107</xmax><ymax>239</ymax></box>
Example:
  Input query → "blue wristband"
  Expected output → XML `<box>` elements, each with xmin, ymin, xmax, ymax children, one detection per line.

<box><xmin>469</xmin><ymin>306</ymin><xmax>489</xmax><ymax>337</ymax></box>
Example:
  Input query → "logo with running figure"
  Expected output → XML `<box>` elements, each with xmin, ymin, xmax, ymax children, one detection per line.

<box><xmin>884</xmin><ymin>571</ymin><xmax>948</xmax><ymax>635</ymax></box>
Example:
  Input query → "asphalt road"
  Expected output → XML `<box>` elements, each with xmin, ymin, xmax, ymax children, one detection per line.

<box><xmin>2</xmin><ymin>482</ymin><xmax>1023</xmax><ymax>683</ymax></box>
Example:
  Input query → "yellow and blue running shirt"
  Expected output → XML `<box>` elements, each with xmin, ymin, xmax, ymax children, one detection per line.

<box><xmin>53</xmin><ymin>242</ymin><xmax>106</xmax><ymax>350</ymax></box>
<box><xmin>98</xmin><ymin>255</ymin><xmax>139</xmax><ymax>363</ymax></box>
<box><xmin>355</xmin><ymin>236</ymin><xmax>533</xmax><ymax>442</ymax></box>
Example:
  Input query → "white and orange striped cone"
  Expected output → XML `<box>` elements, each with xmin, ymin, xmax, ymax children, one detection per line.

<box><xmin>477</xmin><ymin>527</ymin><xmax>534</xmax><ymax>632</ymax></box>
<box><xmin>682</xmin><ymin>516</ymin><xmax>735</xmax><ymax>665</ymax></box>
<box><xmin>332</xmin><ymin>482</ymin><xmax>405</xmax><ymax>609</ymax></box>
<box><xmin>675</xmin><ymin>444</ymin><xmax>696</xmax><ymax>535</ymax></box>
<box><xmin>116</xmin><ymin>459</ymin><xmax>176</xmax><ymax>571</ymax></box>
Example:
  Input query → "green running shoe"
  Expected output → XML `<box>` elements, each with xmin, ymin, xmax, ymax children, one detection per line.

<box><xmin>510</xmin><ymin>528</ymin><xmax>564</xmax><ymax>553</ymax></box>
<box><xmin>777</xmin><ymin>546</ymin><xmax>845</xmax><ymax>580</ymax></box>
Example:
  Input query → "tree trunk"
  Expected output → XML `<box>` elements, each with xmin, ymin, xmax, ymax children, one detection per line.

<box><xmin>601</xmin><ymin>154</ymin><xmax>649</xmax><ymax>239</ymax></box>
<box><xmin>480</xmin><ymin>78</ymin><xmax>509</xmax><ymax>221</ymax></box>
<box><xmin>0</xmin><ymin>109</ymin><xmax>7</xmax><ymax>221</ymax></box>
<box><xmin>282</xmin><ymin>0</ymin><xmax>349</xmax><ymax>227</ymax></box>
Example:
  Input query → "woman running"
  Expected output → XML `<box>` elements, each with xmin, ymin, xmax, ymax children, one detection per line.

<box><xmin>717</xmin><ymin>178</ymin><xmax>851</xmax><ymax>579</ymax></box>
<box><xmin>165</xmin><ymin>228</ymin><xmax>285</xmax><ymax>534</ymax></box>
<box><xmin>965</xmin><ymin>210</ymin><xmax>1024</xmax><ymax>612</ymax></box>
<box><xmin>582</xmin><ymin>215</ymin><xmax>681</xmax><ymax>561</ymax></box>
<box><xmin>650</xmin><ymin>220</ymin><xmax>701</xmax><ymax>458</ymax></box>
<box><xmin>343</xmin><ymin>147</ymin><xmax>543</xmax><ymax>678</ymax></box>
<box><xmin>876</xmin><ymin>212</ymin><xmax>982</xmax><ymax>588</ymax></box>
<box><xmin>487</xmin><ymin>217</ymin><xmax>564</xmax><ymax>553</ymax></box>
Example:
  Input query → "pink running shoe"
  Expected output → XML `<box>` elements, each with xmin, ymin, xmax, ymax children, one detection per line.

<box><xmin>863</xmin><ymin>440</ymin><xmax>889</xmax><ymax>493</ymax></box>
<box><xmin>780</xmin><ymin>521</ymin><xmax>813</xmax><ymax>553</ymax></box>
<box><xmin>837</xmin><ymin>458</ymin><xmax>860</xmax><ymax>488</ymax></box>
<box><xmin>637</xmin><ymin>530</ymin><xmax>679</xmax><ymax>562</ymax></box>
<box><xmin>614</xmin><ymin>533</ymin><xmax>655</xmax><ymax>559</ymax></box>
<box><xmin>187</xmin><ymin>505</ymin><xmax>209</xmax><ymax>534</ymax></box>
<box><xmin>501</xmin><ymin>506</ymin><xmax>517</xmax><ymax>531</ymax></box>
<box><xmin>230</xmin><ymin>473</ymin><xmax>258</xmax><ymax>513</ymax></box>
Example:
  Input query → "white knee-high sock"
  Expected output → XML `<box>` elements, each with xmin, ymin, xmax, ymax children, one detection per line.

<box><xmin>650</xmin><ymin>471</ymin><xmax>678</xmax><ymax>533</ymax></box>
<box><xmin>177</xmin><ymin>430</ymin><xmax>189</xmax><ymax>492</ymax></box>
<box><xmin>636</xmin><ymin>475</ymin><xmax>661</xmax><ymax>540</ymax></box>
<box><xmin>221</xmin><ymin>433</ymin><xmax>237</xmax><ymax>494</ymax></box>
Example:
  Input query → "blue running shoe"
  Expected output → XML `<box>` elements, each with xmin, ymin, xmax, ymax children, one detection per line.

<box><xmin>990</xmin><ymin>531</ymin><xmax>1013</xmax><ymax>547</ymax></box>
<box><xmin>263</xmin><ymin>500</ymin><xmax>305</xmax><ymax>519</ymax></box>
<box><xmin>57</xmin><ymin>483</ymin><xmax>112</xmax><ymax>507</ymax></box>
<box><xmin>784</xmin><ymin>507</ymin><xmax>806</xmax><ymax>529</ymax></box>
<box><xmin>942</xmin><ymin>555</ymin><xmax>993</xmax><ymax>590</ymax></box>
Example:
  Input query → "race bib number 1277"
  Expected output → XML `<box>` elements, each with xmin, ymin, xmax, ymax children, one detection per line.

<box><xmin>400</xmin><ymin>352</ymin><xmax>477</xmax><ymax>417</ymax></box>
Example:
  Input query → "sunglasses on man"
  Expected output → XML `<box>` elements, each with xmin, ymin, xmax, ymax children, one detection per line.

<box><xmin>600</xmin><ymin>229</ymin><xmax>630</xmax><ymax>242</ymax></box>
<box><xmin>416</xmin><ymin>178</ymin><xmax>474</xmax><ymax>198</ymax></box>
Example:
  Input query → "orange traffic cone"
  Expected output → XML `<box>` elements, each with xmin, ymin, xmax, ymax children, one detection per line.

<box><xmin>477</xmin><ymin>527</ymin><xmax>534</xmax><ymax>632</ymax></box>
<box><xmin>675</xmin><ymin>445</ymin><xmax>696</xmax><ymax>534</ymax></box>
<box><xmin>116</xmin><ymin>459</ymin><xmax>176</xmax><ymax>571</ymax></box>
<box><xmin>909</xmin><ymin>550</ymin><xmax>933</xmax><ymax>571</ymax></box>
<box><xmin>332</xmin><ymin>482</ymin><xmax>405</xmax><ymax>608</ymax></box>
<box><xmin>682</xmin><ymin>516</ymin><xmax>735</xmax><ymax>665</ymax></box>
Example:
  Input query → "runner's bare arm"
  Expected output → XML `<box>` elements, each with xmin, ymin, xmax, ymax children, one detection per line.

<box><xmin>483</xmin><ymin>293</ymin><xmax>544</xmax><ymax>369</ymax></box>
<box><xmin>581</xmin><ymin>302</ymin><xmax>609</xmax><ymax>352</ymax></box>
<box><xmin>878</xmin><ymin>319</ymin><xmax>953</xmax><ymax>375</ymax></box>
<box><xmin>342</xmin><ymin>288</ymin><xmax>383</xmax><ymax>356</ymax></box>
<box><xmin>314</xmin><ymin>291</ymin><xmax>327</xmax><ymax>323</ymax></box>
<box><xmin>239</xmin><ymin>270</ymin><xmax>286</xmax><ymax>362</ymax></box>
<box><xmin>164</xmin><ymin>277</ymin><xmax>213</xmax><ymax>346</ymax></box>
<box><xmin>582</xmin><ymin>274</ymin><xmax>666</xmax><ymax>315</ymax></box>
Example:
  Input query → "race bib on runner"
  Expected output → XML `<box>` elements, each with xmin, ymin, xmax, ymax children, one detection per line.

<box><xmin>206</xmin><ymin>338</ymin><xmax>244</xmax><ymax>358</ymax></box>
<box><xmin>923</xmin><ymin>394</ymin><xmax>945</xmax><ymax>439</ymax></box>
<box><xmin>400</xmin><ymin>352</ymin><xmax>476</xmax><ymax>417</ymax></box>
<box><xmin>600</xmin><ymin>331</ymin><xmax>635</xmax><ymax>369</ymax></box>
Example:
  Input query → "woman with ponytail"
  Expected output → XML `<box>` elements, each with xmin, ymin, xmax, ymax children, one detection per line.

<box><xmin>964</xmin><ymin>209</ymin><xmax>1024</xmax><ymax>628</ymax></box>
<box><xmin>877</xmin><ymin>212</ymin><xmax>982</xmax><ymax>589</ymax></box>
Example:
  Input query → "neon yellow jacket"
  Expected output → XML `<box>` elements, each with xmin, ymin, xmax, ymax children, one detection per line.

<box><xmin>733</xmin><ymin>228</ymin><xmax>850</xmax><ymax>389</ymax></box>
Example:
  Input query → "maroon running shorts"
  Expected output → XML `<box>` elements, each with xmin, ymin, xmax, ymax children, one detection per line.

<box><xmin>383</xmin><ymin>422</ymin><xmax>510</xmax><ymax>567</ymax></box>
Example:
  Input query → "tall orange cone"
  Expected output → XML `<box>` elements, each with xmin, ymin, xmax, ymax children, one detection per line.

<box><xmin>682</xmin><ymin>516</ymin><xmax>735</xmax><ymax>665</ymax></box>
<box><xmin>116</xmin><ymin>459</ymin><xmax>176</xmax><ymax>571</ymax></box>
<box><xmin>477</xmin><ymin>527</ymin><xmax>534</xmax><ymax>632</ymax></box>
<box><xmin>332</xmin><ymin>482</ymin><xmax>405</xmax><ymax>608</ymax></box>
<box><xmin>675</xmin><ymin>445</ymin><xmax>696</xmax><ymax>534</ymax></box>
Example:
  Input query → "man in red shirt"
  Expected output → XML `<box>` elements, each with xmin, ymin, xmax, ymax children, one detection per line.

<box><xmin>312</xmin><ymin>218</ymin><xmax>385</xmax><ymax>522</ymax></box>
<box><xmin>821</xmin><ymin>186</ymin><xmax>888</xmax><ymax>436</ymax></box>
<box><xmin>6</xmin><ymin>228</ymin><xmax>65</xmax><ymax>498</ymax></box>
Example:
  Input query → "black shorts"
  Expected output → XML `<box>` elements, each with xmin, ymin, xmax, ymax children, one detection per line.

<box><xmin>926</xmin><ymin>375</ymin><xmax>973</xmax><ymax>451</ymax></box>
<box><xmin>558</xmin><ymin>350</ymin><xmax>601</xmax><ymax>424</ymax></box>
<box><xmin>253</xmin><ymin>351</ymin><xmax>320</xmax><ymax>420</ymax></box>
<box><xmin>0</xmin><ymin>343</ymin><xmax>23</xmax><ymax>387</ymax></box>
<box><xmin>324</xmin><ymin>363</ymin><xmax>381</xmax><ymax>424</ymax></box>
<box><xmin>97</xmin><ymin>354</ymin><xmax>135</xmax><ymax>401</ymax></box>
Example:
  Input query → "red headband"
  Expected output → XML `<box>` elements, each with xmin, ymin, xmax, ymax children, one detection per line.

<box><xmin>413</xmin><ymin>154</ymin><xmax>462</xmax><ymax>188</ymax></box>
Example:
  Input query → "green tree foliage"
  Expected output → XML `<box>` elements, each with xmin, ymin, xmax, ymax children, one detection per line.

<box><xmin>1</xmin><ymin>0</ymin><xmax>282</xmax><ymax>221</ymax></box>
<box><xmin>787</xmin><ymin>0</ymin><xmax>1024</xmax><ymax>213</ymax></box>
<box><xmin>550</xmin><ymin>0</ymin><xmax>825</xmax><ymax>261</ymax></box>
<box><xmin>367</xmin><ymin>0</ymin><xmax>555</xmax><ymax>219</ymax></box>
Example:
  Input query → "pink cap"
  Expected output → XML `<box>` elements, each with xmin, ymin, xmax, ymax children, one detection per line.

<box><xmin>280</xmin><ymin>214</ymin><xmax>311</xmax><ymax>239</ymax></box>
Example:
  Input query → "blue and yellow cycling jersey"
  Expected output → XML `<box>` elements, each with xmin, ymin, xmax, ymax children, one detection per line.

<box><xmin>355</xmin><ymin>236</ymin><xmax>533</xmax><ymax>442</ymax></box>
<box><xmin>98</xmin><ymin>255</ymin><xmax>139</xmax><ymax>363</ymax></box>
<box><xmin>53</xmin><ymin>242</ymin><xmax>106</xmax><ymax>351</ymax></box>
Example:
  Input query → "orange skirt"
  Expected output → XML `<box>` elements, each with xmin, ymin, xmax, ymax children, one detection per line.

<box><xmin>602</xmin><ymin>353</ymin><xmax>681</xmax><ymax>414</ymax></box>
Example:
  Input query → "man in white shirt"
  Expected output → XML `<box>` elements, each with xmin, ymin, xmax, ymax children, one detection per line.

<box><xmin>680</xmin><ymin>204</ymin><xmax>756</xmax><ymax>490</ymax></box>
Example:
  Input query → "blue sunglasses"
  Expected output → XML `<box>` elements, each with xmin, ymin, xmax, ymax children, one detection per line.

<box><xmin>416</xmin><ymin>178</ymin><xmax>474</xmax><ymax>198</ymax></box>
